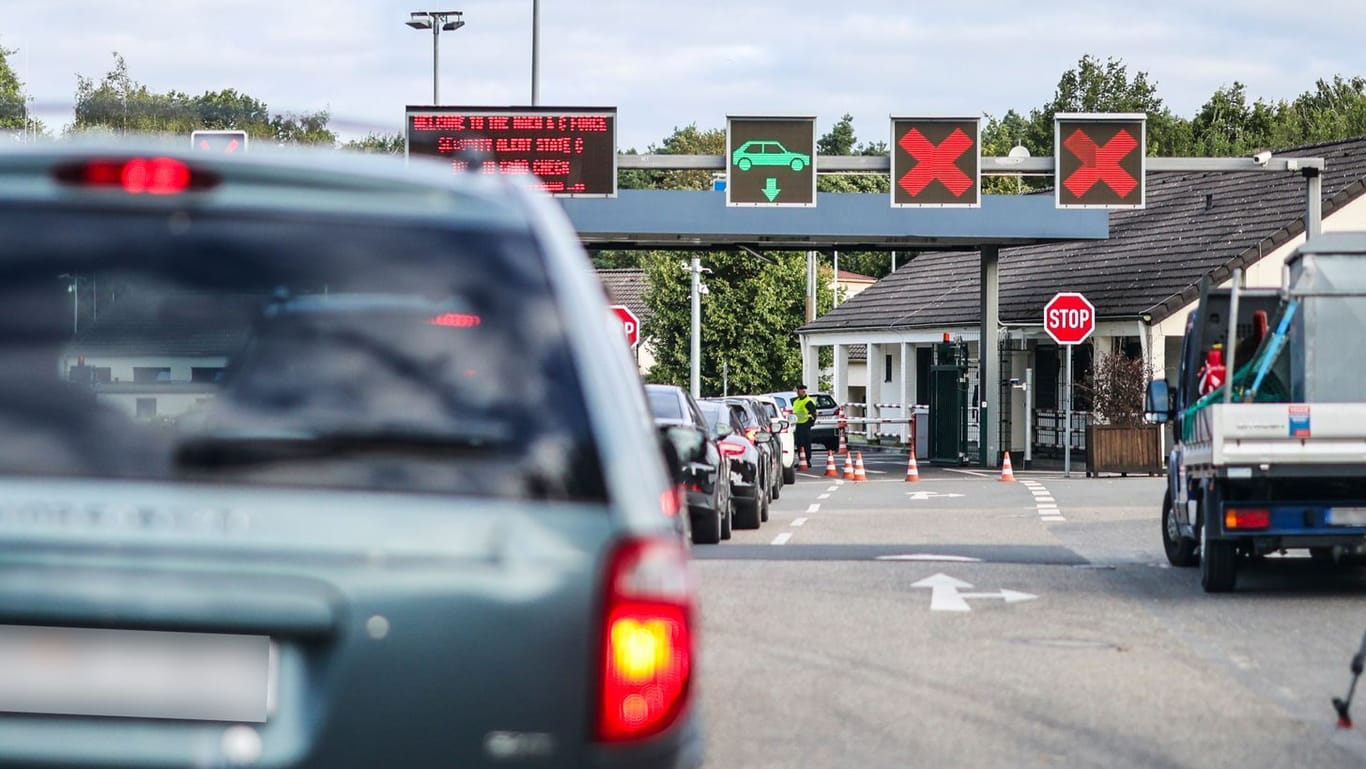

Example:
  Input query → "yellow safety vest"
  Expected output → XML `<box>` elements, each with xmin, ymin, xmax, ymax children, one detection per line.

<box><xmin>793</xmin><ymin>396</ymin><xmax>817</xmax><ymax>425</ymax></box>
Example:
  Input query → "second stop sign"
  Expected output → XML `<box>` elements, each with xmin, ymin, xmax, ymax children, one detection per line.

<box><xmin>1044</xmin><ymin>292</ymin><xmax>1096</xmax><ymax>345</ymax></box>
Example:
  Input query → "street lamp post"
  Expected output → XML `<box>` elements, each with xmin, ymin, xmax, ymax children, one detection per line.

<box><xmin>406</xmin><ymin>10</ymin><xmax>466</xmax><ymax>105</ymax></box>
<box><xmin>531</xmin><ymin>0</ymin><xmax>540</xmax><ymax>105</ymax></box>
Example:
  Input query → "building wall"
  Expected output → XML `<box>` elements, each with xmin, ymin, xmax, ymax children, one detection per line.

<box><xmin>67</xmin><ymin>355</ymin><xmax>228</xmax><ymax>383</ymax></box>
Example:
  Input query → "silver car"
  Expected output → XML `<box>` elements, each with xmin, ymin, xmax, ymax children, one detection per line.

<box><xmin>0</xmin><ymin>144</ymin><xmax>701</xmax><ymax>768</ymax></box>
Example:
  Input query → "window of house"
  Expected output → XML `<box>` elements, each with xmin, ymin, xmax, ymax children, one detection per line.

<box><xmin>884</xmin><ymin>354</ymin><xmax>893</xmax><ymax>383</ymax></box>
<box><xmin>133</xmin><ymin>367</ymin><xmax>171</xmax><ymax>384</ymax></box>
<box><xmin>191</xmin><ymin>367</ymin><xmax>224</xmax><ymax>383</ymax></box>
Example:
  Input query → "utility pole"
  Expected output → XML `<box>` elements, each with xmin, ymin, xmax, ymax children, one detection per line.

<box><xmin>405</xmin><ymin>10</ymin><xmax>466</xmax><ymax>104</ymax></box>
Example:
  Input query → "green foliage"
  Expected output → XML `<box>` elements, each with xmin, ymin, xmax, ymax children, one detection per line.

<box><xmin>642</xmin><ymin>251</ymin><xmax>832</xmax><ymax>395</ymax></box>
<box><xmin>0</xmin><ymin>46</ymin><xmax>45</xmax><ymax>139</ymax></box>
<box><xmin>619</xmin><ymin>123</ymin><xmax>724</xmax><ymax>191</ymax></box>
<box><xmin>71</xmin><ymin>53</ymin><xmax>334</xmax><ymax>145</ymax></box>
<box><xmin>342</xmin><ymin>133</ymin><xmax>406</xmax><ymax>155</ymax></box>
<box><xmin>591</xmin><ymin>250</ymin><xmax>640</xmax><ymax>269</ymax></box>
<box><xmin>817</xmin><ymin>113</ymin><xmax>888</xmax><ymax>194</ymax></box>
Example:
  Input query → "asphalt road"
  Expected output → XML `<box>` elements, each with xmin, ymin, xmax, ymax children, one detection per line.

<box><xmin>691</xmin><ymin>453</ymin><xmax>1366</xmax><ymax>768</ymax></box>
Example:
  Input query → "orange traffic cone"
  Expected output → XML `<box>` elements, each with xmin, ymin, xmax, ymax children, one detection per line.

<box><xmin>854</xmin><ymin>452</ymin><xmax>868</xmax><ymax>482</ymax></box>
<box><xmin>838</xmin><ymin>432</ymin><xmax>849</xmax><ymax>456</ymax></box>
<box><xmin>825</xmin><ymin>449</ymin><xmax>839</xmax><ymax>478</ymax></box>
<box><xmin>798</xmin><ymin>449</ymin><xmax>809</xmax><ymax>472</ymax></box>
<box><xmin>842</xmin><ymin>452</ymin><xmax>856</xmax><ymax>480</ymax></box>
<box><xmin>905</xmin><ymin>453</ymin><xmax>920</xmax><ymax>482</ymax></box>
<box><xmin>1000</xmin><ymin>451</ymin><xmax>1016</xmax><ymax>482</ymax></box>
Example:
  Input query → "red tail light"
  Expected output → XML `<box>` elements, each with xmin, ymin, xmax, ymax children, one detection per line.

<box><xmin>744</xmin><ymin>426</ymin><xmax>760</xmax><ymax>442</ymax></box>
<box><xmin>598</xmin><ymin>539</ymin><xmax>693</xmax><ymax>742</ymax></box>
<box><xmin>1225</xmin><ymin>508</ymin><xmax>1271</xmax><ymax>530</ymax></box>
<box><xmin>658</xmin><ymin>484</ymin><xmax>684</xmax><ymax>518</ymax></box>
<box><xmin>718</xmin><ymin>442</ymin><xmax>745</xmax><ymax>458</ymax></box>
<box><xmin>55</xmin><ymin>158</ymin><xmax>219</xmax><ymax>195</ymax></box>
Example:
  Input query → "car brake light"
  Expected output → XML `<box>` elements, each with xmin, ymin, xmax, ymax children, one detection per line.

<box><xmin>718</xmin><ymin>442</ymin><xmax>745</xmax><ymax>458</ymax></box>
<box><xmin>744</xmin><ymin>426</ymin><xmax>760</xmax><ymax>442</ymax></box>
<box><xmin>598</xmin><ymin>538</ymin><xmax>692</xmax><ymax>742</ymax></box>
<box><xmin>54</xmin><ymin>157</ymin><xmax>219</xmax><ymax>195</ymax></box>
<box><xmin>658</xmin><ymin>484</ymin><xmax>684</xmax><ymax>518</ymax></box>
<box><xmin>1225</xmin><ymin>508</ymin><xmax>1270</xmax><ymax>530</ymax></box>
<box><xmin>427</xmin><ymin>312</ymin><xmax>482</xmax><ymax>328</ymax></box>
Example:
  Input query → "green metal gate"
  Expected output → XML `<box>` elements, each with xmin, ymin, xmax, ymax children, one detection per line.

<box><xmin>929</xmin><ymin>341</ymin><xmax>970</xmax><ymax>465</ymax></box>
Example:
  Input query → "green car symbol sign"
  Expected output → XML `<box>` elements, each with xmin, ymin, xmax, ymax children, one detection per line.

<box><xmin>732</xmin><ymin>140</ymin><xmax>811</xmax><ymax>172</ymax></box>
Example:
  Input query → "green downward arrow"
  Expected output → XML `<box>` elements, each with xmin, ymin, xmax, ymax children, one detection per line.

<box><xmin>762</xmin><ymin>177</ymin><xmax>781</xmax><ymax>202</ymax></box>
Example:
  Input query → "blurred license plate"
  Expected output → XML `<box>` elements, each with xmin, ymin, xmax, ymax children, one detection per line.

<box><xmin>0</xmin><ymin>625</ymin><xmax>273</xmax><ymax>722</ymax></box>
<box><xmin>1327</xmin><ymin>508</ymin><xmax>1366</xmax><ymax>527</ymax></box>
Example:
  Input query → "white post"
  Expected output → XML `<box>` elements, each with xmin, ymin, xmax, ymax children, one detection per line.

<box><xmin>1024</xmin><ymin>367</ymin><xmax>1033</xmax><ymax>468</ymax></box>
<box><xmin>690</xmin><ymin>255</ymin><xmax>701</xmax><ymax>397</ymax></box>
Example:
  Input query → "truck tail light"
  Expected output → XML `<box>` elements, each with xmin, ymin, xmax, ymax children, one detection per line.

<box><xmin>597</xmin><ymin>538</ymin><xmax>693</xmax><ymax>742</ymax></box>
<box><xmin>1225</xmin><ymin>508</ymin><xmax>1271</xmax><ymax>530</ymax></box>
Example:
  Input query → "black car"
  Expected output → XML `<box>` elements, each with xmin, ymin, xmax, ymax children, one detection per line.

<box><xmin>646</xmin><ymin>384</ymin><xmax>733</xmax><ymax>544</ymax></box>
<box><xmin>0</xmin><ymin>144</ymin><xmax>701</xmax><ymax>768</ymax></box>
<box><xmin>697</xmin><ymin>399</ymin><xmax>767</xmax><ymax>529</ymax></box>
<box><xmin>717</xmin><ymin>397</ymin><xmax>783</xmax><ymax>513</ymax></box>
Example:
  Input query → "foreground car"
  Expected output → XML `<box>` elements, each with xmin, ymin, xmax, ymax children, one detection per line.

<box><xmin>0</xmin><ymin>144</ymin><xmax>701</xmax><ymax>768</ymax></box>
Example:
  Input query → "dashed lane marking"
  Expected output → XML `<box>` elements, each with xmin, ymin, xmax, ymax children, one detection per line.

<box><xmin>771</xmin><ymin>532</ymin><xmax>793</xmax><ymax>545</ymax></box>
<box><xmin>792</xmin><ymin>517</ymin><xmax>808</xmax><ymax>527</ymax></box>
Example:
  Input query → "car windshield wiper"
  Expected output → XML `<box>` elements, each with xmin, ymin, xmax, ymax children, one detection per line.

<box><xmin>174</xmin><ymin>426</ymin><xmax>511</xmax><ymax>468</ymax></box>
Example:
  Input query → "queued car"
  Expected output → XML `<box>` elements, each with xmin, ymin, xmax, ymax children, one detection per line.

<box><xmin>0</xmin><ymin>143</ymin><xmax>701</xmax><ymax>768</ymax></box>
<box><xmin>710</xmin><ymin>398</ymin><xmax>780</xmax><ymax>515</ymax></box>
<box><xmin>697</xmin><ymin>399</ymin><xmax>766</xmax><ymax>530</ymax></box>
<box><xmin>766</xmin><ymin>390</ymin><xmax>847</xmax><ymax>455</ymax></box>
<box><xmin>741</xmin><ymin>394</ymin><xmax>795</xmax><ymax>484</ymax></box>
<box><xmin>646</xmin><ymin>383</ymin><xmax>733</xmax><ymax>544</ymax></box>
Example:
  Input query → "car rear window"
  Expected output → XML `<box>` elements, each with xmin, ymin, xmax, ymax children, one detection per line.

<box><xmin>697</xmin><ymin>401</ymin><xmax>727</xmax><ymax>429</ymax></box>
<box><xmin>647</xmin><ymin>389</ymin><xmax>684</xmax><ymax>420</ymax></box>
<box><xmin>813</xmin><ymin>394</ymin><xmax>839</xmax><ymax>409</ymax></box>
<box><xmin>0</xmin><ymin>206</ymin><xmax>606</xmax><ymax>502</ymax></box>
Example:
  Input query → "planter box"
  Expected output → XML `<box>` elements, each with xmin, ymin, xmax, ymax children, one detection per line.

<box><xmin>1086</xmin><ymin>424</ymin><xmax>1164</xmax><ymax>477</ymax></box>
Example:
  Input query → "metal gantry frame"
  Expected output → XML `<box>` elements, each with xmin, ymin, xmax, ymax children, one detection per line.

<box><xmin>622</xmin><ymin>152</ymin><xmax>1325</xmax><ymax>463</ymax></box>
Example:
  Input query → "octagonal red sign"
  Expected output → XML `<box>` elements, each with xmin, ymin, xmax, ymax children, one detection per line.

<box><xmin>1043</xmin><ymin>293</ymin><xmax>1095</xmax><ymax>345</ymax></box>
<box><xmin>610</xmin><ymin>305</ymin><xmax>640</xmax><ymax>348</ymax></box>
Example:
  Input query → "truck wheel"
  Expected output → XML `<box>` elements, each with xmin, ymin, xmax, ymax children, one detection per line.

<box><xmin>1162</xmin><ymin>490</ymin><xmax>1199</xmax><ymax>567</ymax></box>
<box><xmin>1200</xmin><ymin>519</ymin><xmax>1237</xmax><ymax>592</ymax></box>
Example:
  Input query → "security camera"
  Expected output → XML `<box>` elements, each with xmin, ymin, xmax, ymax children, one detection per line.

<box><xmin>1252</xmin><ymin>150</ymin><xmax>1273</xmax><ymax>166</ymax></box>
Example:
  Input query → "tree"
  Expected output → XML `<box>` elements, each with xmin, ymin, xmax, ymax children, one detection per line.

<box><xmin>71</xmin><ymin>53</ymin><xmax>334</xmax><ymax>145</ymax></box>
<box><xmin>619</xmin><ymin>123</ymin><xmax>724</xmax><ymax>192</ymax></box>
<box><xmin>642</xmin><ymin>250</ymin><xmax>832</xmax><ymax>395</ymax></box>
<box><xmin>0</xmin><ymin>46</ymin><xmax>45</xmax><ymax>140</ymax></box>
<box><xmin>817</xmin><ymin>113</ymin><xmax>889</xmax><ymax>195</ymax></box>
<box><xmin>1023</xmin><ymin>55</ymin><xmax>1192</xmax><ymax>159</ymax></box>
<box><xmin>342</xmin><ymin>133</ymin><xmax>405</xmax><ymax>155</ymax></box>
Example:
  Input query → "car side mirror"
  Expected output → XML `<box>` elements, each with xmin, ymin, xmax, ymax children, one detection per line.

<box><xmin>775</xmin><ymin>420</ymin><xmax>790</xmax><ymax>431</ymax></box>
<box><xmin>1145</xmin><ymin>380</ymin><xmax>1171</xmax><ymax>424</ymax></box>
<box><xmin>754</xmin><ymin>431</ymin><xmax>774</xmax><ymax>445</ymax></box>
<box><xmin>662</xmin><ymin>424</ymin><xmax>707</xmax><ymax>466</ymax></box>
<box><xmin>713</xmin><ymin>422</ymin><xmax>733</xmax><ymax>439</ymax></box>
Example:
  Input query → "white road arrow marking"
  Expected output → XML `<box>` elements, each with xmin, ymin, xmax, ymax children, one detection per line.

<box><xmin>911</xmin><ymin>573</ymin><xmax>1037</xmax><ymax>612</ymax></box>
<box><xmin>906</xmin><ymin>491</ymin><xmax>965</xmax><ymax>500</ymax></box>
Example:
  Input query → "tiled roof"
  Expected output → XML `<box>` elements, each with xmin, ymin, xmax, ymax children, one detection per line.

<box><xmin>70</xmin><ymin>294</ymin><xmax>255</xmax><ymax>357</ymax></box>
<box><xmin>802</xmin><ymin>136</ymin><xmax>1366</xmax><ymax>333</ymax></box>
<box><xmin>598</xmin><ymin>268</ymin><xmax>653</xmax><ymax>327</ymax></box>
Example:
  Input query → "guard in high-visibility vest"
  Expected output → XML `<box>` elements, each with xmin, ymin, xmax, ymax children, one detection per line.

<box><xmin>792</xmin><ymin>384</ymin><xmax>817</xmax><ymax>475</ymax></box>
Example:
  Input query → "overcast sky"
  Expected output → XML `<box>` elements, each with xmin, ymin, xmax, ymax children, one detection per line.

<box><xmin>3</xmin><ymin>0</ymin><xmax>1365</xmax><ymax>150</ymax></box>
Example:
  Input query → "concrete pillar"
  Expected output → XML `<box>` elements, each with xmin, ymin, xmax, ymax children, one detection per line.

<box><xmin>801</xmin><ymin>337</ymin><xmax>818</xmax><ymax>389</ymax></box>
<box><xmin>901</xmin><ymin>342</ymin><xmax>914</xmax><ymax>445</ymax></box>
<box><xmin>980</xmin><ymin>246</ymin><xmax>1001</xmax><ymax>467</ymax></box>
<box><xmin>834</xmin><ymin>344</ymin><xmax>849</xmax><ymax>406</ymax></box>
<box><xmin>867</xmin><ymin>342</ymin><xmax>881</xmax><ymax>438</ymax></box>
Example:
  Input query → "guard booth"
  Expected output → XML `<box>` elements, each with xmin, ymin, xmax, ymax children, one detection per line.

<box><xmin>929</xmin><ymin>340</ymin><xmax>970</xmax><ymax>465</ymax></box>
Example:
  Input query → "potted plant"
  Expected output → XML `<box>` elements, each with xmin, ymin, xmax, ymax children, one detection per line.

<box><xmin>1081</xmin><ymin>352</ymin><xmax>1164</xmax><ymax>476</ymax></box>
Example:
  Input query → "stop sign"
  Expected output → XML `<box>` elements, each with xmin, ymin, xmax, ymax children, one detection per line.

<box><xmin>610</xmin><ymin>305</ymin><xmax>640</xmax><ymax>348</ymax></box>
<box><xmin>1043</xmin><ymin>292</ymin><xmax>1095</xmax><ymax>345</ymax></box>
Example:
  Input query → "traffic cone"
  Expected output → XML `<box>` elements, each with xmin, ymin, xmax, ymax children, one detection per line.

<box><xmin>1000</xmin><ymin>451</ymin><xmax>1016</xmax><ymax>482</ymax></box>
<box><xmin>798</xmin><ymin>448</ymin><xmax>809</xmax><ymax>472</ymax></box>
<box><xmin>838</xmin><ymin>432</ymin><xmax>849</xmax><ymax>456</ymax></box>
<box><xmin>854</xmin><ymin>452</ymin><xmax>868</xmax><ymax>482</ymax></box>
<box><xmin>843</xmin><ymin>452</ymin><xmax>856</xmax><ymax>480</ymax></box>
<box><xmin>825</xmin><ymin>449</ymin><xmax>839</xmax><ymax>478</ymax></box>
<box><xmin>905</xmin><ymin>453</ymin><xmax>920</xmax><ymax>482</ymax></box>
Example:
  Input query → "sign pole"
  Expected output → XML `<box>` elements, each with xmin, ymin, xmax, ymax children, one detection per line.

<box><xmin>690</xmin><ymin>255</ymin><xmax>701</xmax><ymax>398</ymax></box>
<box><xmin>1064</xmin><ymin>344</ymin><xmax>1073</xmax><ymax>478</ymax></box>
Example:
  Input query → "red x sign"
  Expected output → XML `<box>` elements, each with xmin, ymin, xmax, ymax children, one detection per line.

<box><xmin>1054</xmin><ymin>115</ymin><xmax>1145</xmax><ymax>209</ymax></box>
<box><xmin>891</xmin><ymin>117</ymin><xmax>980</xmax><ymax>207</ymax></box>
